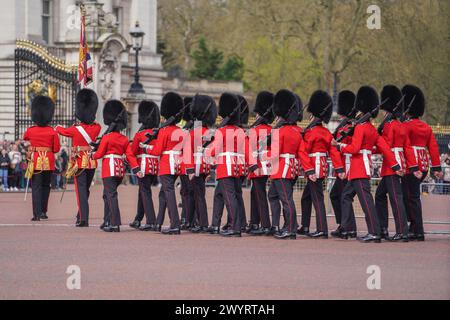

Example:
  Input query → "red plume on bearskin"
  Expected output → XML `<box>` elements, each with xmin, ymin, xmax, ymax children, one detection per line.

<box><xmin>31</xmin><ymin>95</ymin><xmax>55</xmax><ymax>127</ymax></box>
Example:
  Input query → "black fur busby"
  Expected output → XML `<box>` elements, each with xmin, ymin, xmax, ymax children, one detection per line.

<box><xmin>402</xmin><ymin>84</ymin><xmax>425</xmax><ymax>118</ymax></box>
<box><xmin>381</xmin><ymin>85</ymin><xmax>403</xmax><ymax>118</ymax></box>
<box><xmin>253</xmin><ymin>91</ymin><xmax>275</xmax><ymax>124</ymax></box>
<box><xmin>307</xmin><ymin>90</ymin><xmax>333</xmax><ymax>124</ymax></box>
<box><xmin>295</xmin><ymin>94</ymin><xmax>304</xmax><ymax>122</ymax></box>
<box><xmin>103</xmin><ymin>100</ymin><xmax>127</xmax><ymax>131</ymax></box>
<box><xmin>138</xmin><ymin>100</ymin><xmax>160</xmax><ymax>129</ymax></box>
<box><xmin>31</xmin><ymin>95</ymin><xmax>55</xmax><ymax>127</ymax></box>
<box><xmin>191</xmin><ymin>94</ymin><xmax>218</xmax><ymax>127</ymax></box>
<box><xmin>355</xmin><ymin>86</ymin><xmax>380</xmax><ymax>118</ymax></box>
<box><xmin>219</xmin><ymin>92</ymin><xmax>240</xmax><ymax>125</ymax></box>
<box><xmin>161</xmin><ymin>92</ymin><xmax>184</xmax><ymax>121</ymax></box>
<box><xmin>273</xmin><ymin>89</ymin><xmax>299</xmax><ymax>123</ymax></box>
<box><xmin>337</xmin><ymin>90</ymin><xmax>356</xmax><ymax>118</ymax></box>
<box><xmin>75</xmin><ymin>89</ymin><xmax>98</xmax><ymax>124</ymax></box>
<box><xmin>238</xmin><ymin>95</ymin><xmax>249</xmax><ymax>126</ymax></box>
<box><xmin>182</xmin><ymin>96</ymin><xmax>193</xmax><ymax>122</ymax></box>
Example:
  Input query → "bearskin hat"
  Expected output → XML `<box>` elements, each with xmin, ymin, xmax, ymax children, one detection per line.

<box><xmin>103</xmin><ymin>100</ymin><xmax>127</xmax><ymax>131</ymax></box>
<box><xmin>219</xmin><ymin>92</ymin><xmax>240</xmax><ymax>125</ymax></box>
<box><xmin>307</xmin><ymin>90</ymin><xmax>333</xmax><ymax>124</ymax></box>
<box><xmin>273</xmin><ymin>89</ymin><xmax>299</xmax><ymax>123</ymax></box>
<box><xmin>182</xmin><ymin>96</ymin><xmax>193</xmax><ymax>122</ymax></box>
<box><xmin>161</xmin><ymin>92</ymin><xmax>184</xmax><ymax>121</ymax></box>
<box><xmin>402</xmin><ymin>84</ymin><xmax>425</xmax><ymax>118</ymax></box>
<box><xmin>238</xmin><ymin>95</ymin><xmax>249</xmax><ymax>126</ymax></box>
<box><xmin>191</xmin><ymin>94</ymin><xmax>218</xmax><ymax>127</ymax></box>
<box><xmin>254</xmin><ymin>91</ymin><xmax>274</xmax><ymax>116</ymax></box>
<box><xmin>337</xmin><ymin>90</ymin><xmax>356</xmax><ymax>118</ymax></box>
<box><xmin>295</xmin><ymin>94</ymin><xmax>304</xmax><ymax>122</ymax></box>
<box><xmin>31</xmin><ymin>95</ymin><xmax>55</xmax><ymax>127</ymax></box>
<box><xmin>355</xmin><ymin>86</ymin><xmax>380</xmax><ymax>118</ymax></box>
<box><xmin>380</xmin><ymin>85</ymin><xmax>403</xmax><ymax>118</ymax></box>
<box><xmin>75</xmin><ymin>89</ymin><xmax>98</xmax><ymax>124</ymax></box>
<box><xmin>138</xmin><ymin>100</ymin><xmax>160</xmax><ymax>129</ymax></box>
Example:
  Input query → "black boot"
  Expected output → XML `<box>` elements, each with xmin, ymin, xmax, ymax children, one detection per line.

<box><xmin>207</xmin><ymin>226</ymin><xmax>220</xmax><ymax>234</ymax></box>
<box><xmin>76</xmin><ymin>221</ymin><xmax>89</xmax><ymax>228</ymax></box>
<box><xmin>139</xmin><ymin>224</ymin><xmax>155</xmax><ymax>231</ymax></box>
<box><xmin>103</xmin><ymin>225</ymin><xmax>120</xmax><ymax>233</ymax></box>
<box><xmin>31</xmin><ymin>216</ymin><xmax>40</xmax><ymax>222</ymax></box>
<box><xmin>221</xmin><ymin>223</ymin><xmax>230</xmax><ymax>232</ymax></box>
<box><xmin>307</xmin><ymin>231</ymin><xmax>328</xmax><ymax>239</ymax></box>
<box><xmin>415</xmin><ymin>234</ymin><xmax>425</xmax><ymax>242</ymax></box>
<box><xmin>129</xmin><ymin>220</ymin><xmax>141</xmax><ymax>230</ymax></box>
<box><xmin>331</xmin><ymin>225</ymin><xmax>342</xmax><ymax>238</ymax></box>
<box><xmin>161</xmin><ymin>227</ymin><xmax>181</xmax><ymax>235</ymax></box>
<box><xmin>380</xmin><ymin>227</ymin><xmax>389</xmax><ymax>240</ymax></box>
<box><xmin>357</xmin><ymin>233</ymin><xmax>381</xmax><ymax>243</ymax></box>
<box><xmin>153</xmin><ymin>224</ymin><xmax>162</xmax><ymax>232</ymax></box>
<box><xmin>249</xmin><ymin>227</ymin><xmax>266</xmax><ymax>236</ymax></box>
<box><xmin>297</xmin><ymin>226</ymin><xmax>309</xmax><ymax>235</ymax></box>
<box><xmin>274</xmin><ymin>231</ymin><xmax>296</xmax><ymax>240</ymax></box>
<box><xmin>191</xmin><ymin>226</ymin><xmax>208</xmax><ymax>233</ymax></box>
<box><xmin>40</xmin><ymin>213</ymin><xmax>48</xmax><ymax>220</ymax></box>
<box><xmin>389</xmin><ymin>233</ymin><xmax>409</xmax><ymax>242</ymax></box>
<box><xmin>220</xmin><ymin>230</ymin><xmax>242</xmax><ymax>237</ymax></box>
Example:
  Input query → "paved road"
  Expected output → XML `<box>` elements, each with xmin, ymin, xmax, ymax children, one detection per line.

<box><xmin>0</xmin><ymin>184</ymin><xmax>449</xmax><ymax>300</ymax></box>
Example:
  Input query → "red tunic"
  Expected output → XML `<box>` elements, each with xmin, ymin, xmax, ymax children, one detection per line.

<box><xmin>248</xmin><ymin>124</ymin><xmax>272</xmax><ymax>179</ymax></box>
<box><xmin>303</xmin><ymin>124</ymin><xmax>344</xmax><ymax>178</ymax></box>
<box><xmin>206</xmin><ymin>125</ymin><xmax>247</xmax><ymax>180</ymax></box>
<box><xmin>335</xmin><ymin>124</ymin><xmax>353</xmax><ymax>175</ymax></box>
<box><xmin>268</xmin><ymin>124</ymin><xmax>313</xmax><ymax>180</ymax></box>
<box><xmin>184</xmin><ymin>126</ymin><xmax>213</xmax><ymax>177</ymax></box>
<box><xmin>340</xmin><ymin>122</ymin><xmax>400</xmax><ymax>180</ymax></box>
<box><xmin>402</xmin><ymin>118</ymin><xmax>441</xmax><ymax>172</ymax></box>
<box><xmin>376</xmin><ymin>120</ymin><xmax>418</xmax><ymax>177</ymax></box>
<box><xmin>92</xmin><ymin>132</ymin><xmax>139</xmax><ymax>178</ymax></box>
<box><xmin>147</xmin><ymin>125</ymin><xmax>184</xmax><ymax>176</ymax></box>
<box><xmin>23</xmin><ymin>126</ymin><xmax>60</xmax><ymax>171</ymax></box>
<box><xmin>55</xmin><ymin>123</ymin><xmax>101</xmax><ymax>169</ymax></box>
<box><xmin>131</xmin><ymin>129</ymin><xmax>160</xmax><ymax>176</ymax></box>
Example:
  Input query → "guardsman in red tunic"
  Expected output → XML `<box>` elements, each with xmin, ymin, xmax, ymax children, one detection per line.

<box><xmin>55</xmin><ymin>89</ymin><xmax>100</xmax><ymax>227</ymax></box>
<box><xmin>23</xmin><ymin>96</ymin><xmax>60</xmax><ymax>221</ymax></box>
<box><xmin>128</xmin><ymin>100</ymin><xmax>160</xmax><ymax>231</ymax></box>
<box><xmin>206</xmin><ymin>93</ymin><xmax>247</xmax><ymax>237</ymax></box>
<box><xmin>334</xmin><ymin>86</ymin><xmax>401</xmax><ymax>243</ymax></box>
<box><xmin>237</xmin><ymin>95</ymin><xmax>250</xmax><ymax>231</ymax></box>
<box><xmin>145</xmin><ymin>92</ymin><xmax>185</xmax><ymax>235</ymax></box>
<box><xmin>401</xmin><ymin>85</ymin><xmax>441</xmax><ymax>241</ymax></box>
<box><xmin>330</xmin><ymin>90</ymin><xmax>356</xmax><ymax>238</ymax></box>
<box><xmin>266</xmin><ymin>89</ymin><xmax>315</xmax><ymax>240</ymax></box>
<box><xmin>375</xmin><ymin>85</ymin><xmax>421</xmax><ymax>242</ymax></box>
<box><xmin>91</xmin><ymin>100</ymin><xmax>142</xmax><ymax>232</ymax></box>
<box><xmin>179</xmin><ymin>96</ymin><xmax>196</xmax><ymax>230</ymax></box>
<box><xmin>184</xmin><ymin>94</ymin><xmax>218</xmax><ymax>233</ymax></box>
<box><xmin>299</xmin><ymin>91</ymin><xmax>345</xmax><ymax>239</ymax></box>
<box><xmin>247</xmin><ymin>91</ymin><xmax>274</xmax><ymax>236</ymax></box>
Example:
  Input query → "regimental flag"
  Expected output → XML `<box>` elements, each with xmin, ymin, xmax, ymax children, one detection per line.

<box><xmin>78</xmin><ymin>5</ymin><xmax>93</xmax><ymax>88</ymax></box>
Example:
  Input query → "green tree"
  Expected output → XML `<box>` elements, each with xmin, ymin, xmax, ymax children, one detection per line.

<box><xmin>215</xmin><ymin>55</ymin><xmax>244</xmax><ymax>81</ymax></box>
<box><xmin>190</xmin><ymin>38</ymin><xmax>224</xmax><ymax>79</ymax></box>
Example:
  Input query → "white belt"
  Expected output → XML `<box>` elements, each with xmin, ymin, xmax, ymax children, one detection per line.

<box><xmin>163</xmin><ymin>151</ymin><xmax>182</xmax><ymax>175</ymax></box>
<box><xmin>412</xmin><ymin>146</ymin><xmax>426</xmax><ymax>163</ymax></box>
<box><xmin>104</xmin><ymin>154</ymin><xmax>123</xmax><ymax>176</ymax></box>
<box><xmin>309</xmin><ymin>152</ymin><xmax>327</xmax><ymax>177</ymax></box>
<box><xmin>391</xmin><ymin>147</ymin><xmax>404</xmax><ymax>169</ymax></box>
<box><xmin>218</xmin><ymin>152</ymin><xmax>245</xmax><ymax>176</ymax></box>
<box><xmin>280</xmin><ymin>153</ymin><xmax>296</xmax><ymax>179</ymax></box>
<box><xmin>344</xmin><ymin>153</ymin><xmax>352</xmax><ymax>174</ymax></box>
<box><xmin>359</xmin><ymin>149</ymin><xmax>372</xmax><ymax>176</ymax></box>
<box><xmin>253</xmin><ymin>150</ymin><xmax>269</xmax><ymax>175</ymax></box>
<box><xmin>137</xmin><ymin>154</ymin><xmax>159</xmax><ymax>173</ymax></box>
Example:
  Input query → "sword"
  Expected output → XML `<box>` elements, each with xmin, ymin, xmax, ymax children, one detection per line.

<box><xmin>24</xmin><ymin>176</ymin><xmax>30</xmax><ymax>202</ymax></box>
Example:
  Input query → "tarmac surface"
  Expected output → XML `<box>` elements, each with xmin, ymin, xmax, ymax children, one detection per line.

<box><xmin>0</xmin><ymin>183</ymin><xmax>449</xmax><ymax>300</ymax></box>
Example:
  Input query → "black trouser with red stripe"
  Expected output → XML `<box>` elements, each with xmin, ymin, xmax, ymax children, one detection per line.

<box><xmin>215</xmin><ymin>178</ymin><xmax>244</xmax><ymax>232</ymax></box>
<box><xmin>250</xmin><ymin>177</ymin><xmax>271</xmax><ymax>228</ymax></box>
<box><xmin>180</xmin><ymin>175</ymin><xmax>195</xmax><ymax>226</ymax></box>
<box><xmin>301</xmin><ymin>179</ymin><xmax>328</xmax><ymax>233</ymax></box>
<box><xmin>159</xmin><ymin>174</ymin><xmax>180</xmax><ymax>229</ymax></box>
<box><xmin>155</xmin><ymin>188</ymin><xmax>166</xmax><ymax>226</ymax></box>
<box><xmin>191</xmin><ymin>175</ymin><xmax>209</xmax><ymax>228</ymax></box>
<box><xmin>402</xmin><ymin>172</ymin><xmax>427</xmax><ymax>235</ymax></box>
<box><xmin>31</xmin><ymin>171</ymin><xmax>52</xmax><ymax>219</ymax></box>
<box><xmin>102</xmin><ymin>177</ymin><xmax>123</xmax><ymax>227</ymax></box>
<box><xmin>342</xmin><ymin>178</ymin><xmax>380</xmax><ymax>235</ymax></box>
<box><xmin>330</xmin><ymin>178</ymin><xmax>353</xmax><ymax>225</ymax></box>
<box><xmin>133</xmin><ymin>175</ymin><xmax>157</xmax><ymax>225</ymax></box>
<box><xmin>75</xmin><ymin>169</ymin><xmax>95</xmax><ymax>223</ymax></box>
<box><xmin>375</xmin><ymin>175</ymin><xmax>408</xmax><ymax>235</ymax></box>
<box><xmin>211</xmin><ymin>181</ymin><xmax>224</xmax><ymax>227</ymax></box>
<box><xmin>268</xmin><ymin>179</ymin><xmax>297</xmax><ymax>233</ymax></box>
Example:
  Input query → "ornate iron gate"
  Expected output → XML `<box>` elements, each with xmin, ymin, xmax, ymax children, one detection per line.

<box><xmin>14</xmin><ymin>40</ymin><xmax>78</xmax><ymax>140</ymax></box>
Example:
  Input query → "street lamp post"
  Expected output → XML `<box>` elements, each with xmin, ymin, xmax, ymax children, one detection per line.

<box><xmin>128</xmin><ymin>21</ymin><xmax>145</xmax><ymax>97</ymax></box>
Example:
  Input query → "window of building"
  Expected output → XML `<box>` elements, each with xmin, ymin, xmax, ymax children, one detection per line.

<box><xmin>42</xmin><ymin>0</ymin><xmax>52</xmax><ymax>43</ymax></box>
